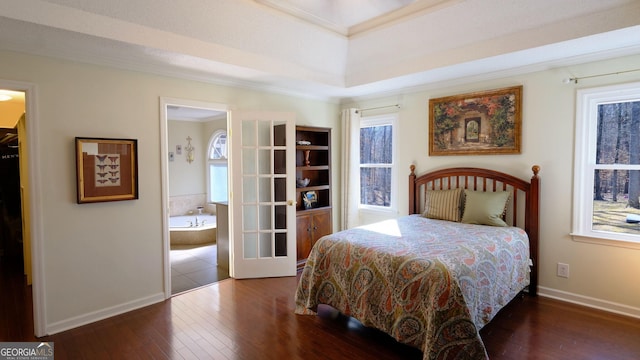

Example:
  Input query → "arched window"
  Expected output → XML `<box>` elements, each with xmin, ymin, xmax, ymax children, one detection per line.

<box><xmin>209</xmin><ymin>130</ymin><xmax>227</xmax><ymax>160</ymax></box>
<box><xmin>207</xmin><ymin>130</ymin><xmax>228</xmax><ymax>202</ymax></box>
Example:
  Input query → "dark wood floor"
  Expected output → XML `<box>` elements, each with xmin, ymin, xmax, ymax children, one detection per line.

<box><xmin>2</xmin><ymin>255</ymin><xmax>640</xmax><ymax>359</ymax></box>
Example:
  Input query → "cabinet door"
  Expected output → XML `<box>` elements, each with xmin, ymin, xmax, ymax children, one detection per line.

<box><xmin>296</xmin><ymin>213</ymin><xmax>312</xmax><ymax>262</ymax></box>
<box><xmin>311</xmin><ymin>209</ymin><xmax>332</xmax><ymax>243</ymax></box>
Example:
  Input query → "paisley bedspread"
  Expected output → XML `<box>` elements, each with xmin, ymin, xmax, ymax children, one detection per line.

<box><xmin>294</xmin><ymin>215</ymin><xmax>530</xmax><ymax>360</ymax></box>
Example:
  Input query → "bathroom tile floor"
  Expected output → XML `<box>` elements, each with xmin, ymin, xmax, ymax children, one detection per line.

<box><xmin>170</xmin><ymin>243</ymin><xmax>229</xmax><ymax>295</ymax></box>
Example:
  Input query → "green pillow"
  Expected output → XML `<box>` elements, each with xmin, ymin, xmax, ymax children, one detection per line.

<box><xmin>461</xmin><ymin>190</ymin><xmax>510</xmax><ymax>227</ymax></box>
<box><xmin>422</xmin><ymin>188</ymin><xmax>463</xmax><ymax>222</ymax></box>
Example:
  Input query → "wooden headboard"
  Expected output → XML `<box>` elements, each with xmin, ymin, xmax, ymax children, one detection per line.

<box><xmin>409</xmin><ymin>165</ymin><xmax>540</xmax><ymax>296</ymax></box>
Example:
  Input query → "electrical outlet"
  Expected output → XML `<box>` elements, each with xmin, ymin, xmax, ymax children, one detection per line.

<box><xmin>557</xmin><ymin>263</ymin><xmax>570</xmax><ymax>278</ymax></box>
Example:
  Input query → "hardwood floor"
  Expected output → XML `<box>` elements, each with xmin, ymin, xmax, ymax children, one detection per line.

<box><xmin>2</xmin><ymin>256</ymin><xmax>640</xmax><ymax>359</ymax></box>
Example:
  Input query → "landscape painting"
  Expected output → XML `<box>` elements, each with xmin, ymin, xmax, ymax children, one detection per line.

<box><xmin>429</xmin><ymin>86</ymin><xmax>522</xmax><ymax>155</ymax></box>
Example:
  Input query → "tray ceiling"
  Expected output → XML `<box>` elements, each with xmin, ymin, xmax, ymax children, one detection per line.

<box><xmin>255</xmin><ymin>0</ymin><xmax>449</xmax><ymax>35</ymax></box>
<box><xmin>0</xmin><ymin>0</ymin><xmax>639</xmax><ymax>101</ymax></box>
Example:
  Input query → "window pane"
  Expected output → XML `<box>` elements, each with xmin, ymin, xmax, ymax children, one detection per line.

<box><xmin>274</xmin><ymin>177</ymin><xmax>286</xmax><ymax>202</ymax></box>
<box><xmin>243</xmin><ymin>205</ymin><xmax>256</xmax><ymax>231</ymax></box>
<box><xmin>243</xmin><ymin>232</ymin><xmax>257</xmax><ymax>259</ymax></box>
<box><xmin>592</xmin><ymin>169</ymin><xmax>640</xmax><ymax>235</ymax></box>
<box><xmin>274</xmin><ymin>204</ymin><xmax>286</xmax><ymax>229</ymax></box>
<box><xmin>242</xmin><ymin>120</ymin><xmax>256</xmax><ymax>146</ymax></box>
<box><xmin>596</xmin><ymin>101</ymin><xmax>640</xmax><ymax>165</ymax></box>
<box><xmin>242</xmin><ymin>148</ymin><xmax>256</xmax><ymax>174</ymax></box>
<box><xmin>259</xmin><ymin>232</ymin><xmax>272</xmax><ymax>257</ymax></box>
<box><xmin>360</xmin><ymin>167</ymin><xmax>391</xmax><ymax>206</ymax></box>
<box><xmin>275</xmin><ymin>232</ymin><xmax>287</xmax><ymax>257</ymax></box>
<box><xmin>259</xmin><ymin>205</ymin><xmax>272</xmax><ymax>231</ymax></box>
<box><xmin>258</xmin><ymin>121</ymin><xmax>271</xmax><ymax>146</ymax></box>
<box><xmin>360</xmin><ymin>125</ymin><xmax>392</xmax><ymax>164</ymax></box>
<box><xmin>243</xmin><ymin>176</ymin><xmax>256</xmax><ymax>203</ymax></box>
<box><xmin>259</xmin><ymin>177</ymin><xmax>271</xmax><ymax>202</ymax></box>
<box><xmin>209</xmin><ymin>163</ymin><xmax>228</xmax><ymax>202</ymax></box>
<box><xmin>209</xmin><ymin>133</ymin><xmax>227</xmax><ymax>160</ymax></box>
<box><xmin>258</xmin><ymin>149</ymin><xmax>271</xmax><ymax>175</ymax></box>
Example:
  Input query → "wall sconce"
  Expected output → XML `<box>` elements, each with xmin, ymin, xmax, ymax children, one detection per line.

<box><xmin>185</xmin><ymin>136</ymin><xmax>194</xmax><ymax>164</ymax></box>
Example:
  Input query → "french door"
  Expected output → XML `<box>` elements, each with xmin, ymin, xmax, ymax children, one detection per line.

<box><xmin>229</xmin><ymin>111</ymin><xmax>297</xmax><ymax>278</ymax></box>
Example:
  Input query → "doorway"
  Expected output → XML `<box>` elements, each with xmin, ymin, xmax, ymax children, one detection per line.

<box><xmin>0</xmin><ymin>95</ymin><xmax>24</xmax><ymax>286</ymax></box>
<box><xmin>0</xmin><ymin>85</ymin><xmax>40</xmax><ymax>336</ymax></box>
<box><xmin>0</xmin><ymin>121</ymin><xmax>22</xmax><ymax>266</ymax></box>
<box><xmin>160</xmin><ymin>98</ymin><xmax>230</xmax><ymax>296</ymax></box>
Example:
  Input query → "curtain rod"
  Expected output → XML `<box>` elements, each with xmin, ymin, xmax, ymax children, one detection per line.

<box><xmin>563</xmin><ymin>68</ymin><xmax>640</xmax><ymax>84</ymax></box>
<box><xmin>355</xmin><ymin>104</ymin><xmax>400</xmax><ymax>114</ymax></box>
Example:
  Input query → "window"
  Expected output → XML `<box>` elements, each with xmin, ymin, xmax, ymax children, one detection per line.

<box><xmin>573</xmin><ymin>81</ymin><xmax>640</xmax><ymax>245</ymax></box>
<box><xmin>207</xmin><ymin>130</ymin><xmax>228</xmax><ymax>203</ymax></box>
<box><xmin>359</xmin><ymin>114</ymin><xmax>397</xmax><ymax>210</ymax></box>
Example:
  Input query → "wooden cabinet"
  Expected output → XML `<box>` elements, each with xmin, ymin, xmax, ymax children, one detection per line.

<box><xmin>295</xmin><ymin>126</ymin><xmax>332</xmax><ymax>269</ymax></box>
<box><xmin>296</xmin><ymin>208</ymin><xmax>331</xmax><ymax>269</ymax></box>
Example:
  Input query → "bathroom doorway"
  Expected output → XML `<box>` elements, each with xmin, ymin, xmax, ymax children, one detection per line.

<box><xmin>161</xmin><ymin>99</ymin><xmax>230</xmax><ymax>296</ymax></box>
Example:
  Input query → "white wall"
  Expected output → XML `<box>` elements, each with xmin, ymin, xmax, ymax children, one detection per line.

<box><xmin>350</xmin><ymin>53</ymin><xmax>640</xmax><ymax>316</ymax></box>
<box><xmin>0</xmin><ymin>50</ymin><xmax>339</xmax><ymax>334</ymax></box>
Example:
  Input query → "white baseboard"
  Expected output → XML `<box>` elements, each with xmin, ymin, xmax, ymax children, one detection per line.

<box><xmin>538</xmin><ymin>286</ymin><xmax>640</xmax><ymax>319</ymax></box>
<box><xmin>45</xmin><ymin>292</ymin><xmax>166</xmax><ymax>335</ymax></box>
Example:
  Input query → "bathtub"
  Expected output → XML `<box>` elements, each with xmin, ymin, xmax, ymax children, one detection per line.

<box><xmin>169</xmin><ymin>214</ymin><xmax>217</xmax><ymax>246</ymax></box>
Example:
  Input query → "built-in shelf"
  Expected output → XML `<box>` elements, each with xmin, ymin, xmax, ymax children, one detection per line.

<box><xmin>296</xmin><ymin>165</ymin><xmax>329</xmax><ymax>171</ymax></box>
<box><xmin>296</xmin><ymin>184</ymin><xmax>330</xmax><ymax>192</ymax></box>
<box><xmin>294</xmin><ymin>126</ymin><xmax>332</xmax><ymax>270</ymax></box>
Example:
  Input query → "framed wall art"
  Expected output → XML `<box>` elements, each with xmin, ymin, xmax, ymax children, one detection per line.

<box><xmin>75</xmin><ymin>137</ymin><xmax>139</xmax><ymax>204</ymax></box>
<box><xmin>429</xmin><ymin>85</ymin><xmax>522</xmax><ymax>156</ymax></box>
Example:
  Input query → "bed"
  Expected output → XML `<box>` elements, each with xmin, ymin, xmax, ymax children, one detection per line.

<box><xmin>295</xmin><ymin>165</ymin><xmax>540</xmax><ymax>360</ymax></box>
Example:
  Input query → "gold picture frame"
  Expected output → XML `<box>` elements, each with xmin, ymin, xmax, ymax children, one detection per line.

<box><xmin>75</xmin><ymin>137</ymin><xmax>139</xmax><ymax>204</ymax></box>
<box><xmin>429</xmin><ymin>86</ymin><xmax>522</xmax><ymax>156</ymax></box>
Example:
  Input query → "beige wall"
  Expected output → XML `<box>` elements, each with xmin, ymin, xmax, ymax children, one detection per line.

<box><xmin>167</xmin><ymin>120</ymin><xmax>207</xmax><ymax>196</ymax></box>
<box><xmin>352</xmin><ymin>53</ymin><xmax>640</xmax><ymax>316</ymax></box>
<box><xmin>0</xmin><ymin>50</ymin><xmax>339</xmax><ymax>334</ymax></box>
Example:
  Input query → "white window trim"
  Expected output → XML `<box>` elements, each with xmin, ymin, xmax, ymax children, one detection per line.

<box><xmin>359</xmin><ymin>114</ymin><xmax>398</xmax><ymax>213</ymax></box>
<box><xmin>572</xmin><ymin>81</ymin><xmax>640</xmax><ymax>249</ymax></box>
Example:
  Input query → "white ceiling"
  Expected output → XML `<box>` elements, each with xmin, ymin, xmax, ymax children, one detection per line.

<box><xmin>167</xmin><ymin>105</ymin><xmax>225</xmax><ymax>121</ymax></box>
<box><xmin>255</xmin><ymin>0</ymin><xmax>430</xmax><ymax>35</ymax></box>
<box><xmin>0</xmin><ymin>0</ymin><xmax>639</xmax><ymax>102</ymax></box>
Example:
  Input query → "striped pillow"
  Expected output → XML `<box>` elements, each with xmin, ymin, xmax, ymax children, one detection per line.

<box><xmin>422</xmin><ymin>188</ymin><xmax>463</xmax><ymax>222</ymax></box>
